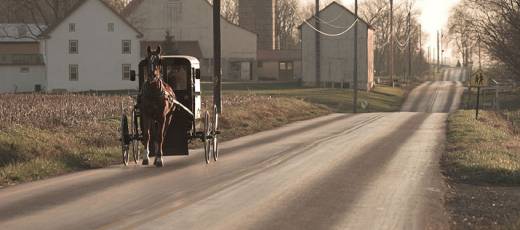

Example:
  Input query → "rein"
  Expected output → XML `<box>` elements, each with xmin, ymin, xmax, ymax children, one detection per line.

<box><xmin>144</xmin><ymin>75</ymin><xmax>194</xmax><ymax>117</ymax></box>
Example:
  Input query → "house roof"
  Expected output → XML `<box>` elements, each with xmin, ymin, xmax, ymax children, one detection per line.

<box><xmin>299</xmin><ymin>2</ymin><xmax>374</xmax><ymax>30</ymax></box>
<box><xmin>0</xmin><ymin>54</ymin><xmax>45</xmax><ymax>65</ymax></box>
<box><xmin>122</xmin><ymin>0</ymin><xmax>257</xmax><ymax>36</ymax></box>
<box><xmin>140</xmin><ymin>41</ymin><xmax>203</xmax><ymax>59</ymax></box>
<box><xmin>39</xmin><ymin>0</ymin><xmax>143</xmax><ymax>39</ymax></box>
<box><xmin>0</xmin><ymin>24</ymin><xmax>46</xmax><ymax>42</ymax></box>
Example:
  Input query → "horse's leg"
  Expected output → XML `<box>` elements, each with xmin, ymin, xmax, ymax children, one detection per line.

<box><xmin>141</xmin><ymin>115</ymin><xmax>151</xmax><ymax>165</ymax></box>
<box><xmin>154</xmin><ymin>117</ymin><xmax>166</xmax><ymax>167</ymax></box>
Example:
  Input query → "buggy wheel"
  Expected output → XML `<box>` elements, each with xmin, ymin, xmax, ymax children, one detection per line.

<box><xmin>120</xmin><ymin>115</ymin><xmax>130</xmax><ymax>166</ymax></box>
<box><xmin>212</xmin><ymin>105</ymin><xmax>219</xmax><ymax>162</ymax></box>
<box><xmin>203</xmin><ymin>111</ymin><xmax>211</xmax><ymax>164</ymax></box>
<box><xmin>131</xmin><ymin>109</ymin><xmax>140</xmax><ymax>164</ymax></box>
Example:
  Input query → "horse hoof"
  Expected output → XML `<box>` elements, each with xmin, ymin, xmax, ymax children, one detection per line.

<box><xmin>142</xmin><ymin>158</ymin><xmax>149</xmax><ymax>165</ymax></box>
<box><xmin>154</xmin><ymin>158</ymin><xmax>164</xmax><ymax>167</ymax></box>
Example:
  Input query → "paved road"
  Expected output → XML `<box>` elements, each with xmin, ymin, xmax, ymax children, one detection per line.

<box><xmin>0</xmin><ymin>68</ymin><xmax>464</xmax><ymax>229</ymax></box>
<box><xmin>402</xmin><ymin>68</ymin><xmax>466</xmax><ymax>113</ymax></box>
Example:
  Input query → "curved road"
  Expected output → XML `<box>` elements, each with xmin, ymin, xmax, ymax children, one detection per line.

<box><xmin>0</xmin><ymin>68</ymin><xmax>464</xmax><ymax>230</ymax></box>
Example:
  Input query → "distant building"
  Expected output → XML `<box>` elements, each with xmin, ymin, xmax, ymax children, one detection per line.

<box><xmin>238</xmin><ymin>0</ymin><xmax>301</xmax><ymax>81</ymax></box>
<box><xmin>0</xmin><ymin>0</ymin><xmax>142</xmax><ymax>93</ymax></box>
<box><xmin>0</xmin><ymin>24</ymin><xmax>46</xmax><ymax>93</ymax></box>
<box><xmin>239</xmin><ymin>0</ymin><xmax>276</xmax><ymax>50</ymax></box>
<box><xmin>300</xmin><ymin>2</ymin><xmax>375</xmax><ymax>90</ymax></box>
<box><xmin>123</xmin><ymin>0</ymin><xmax>257</xmax><ymax>81</ymax></box>
<box><xmin>39</xmin><ymin>0</ymin><xmax>142</xmax><ymax>91</ymax></box>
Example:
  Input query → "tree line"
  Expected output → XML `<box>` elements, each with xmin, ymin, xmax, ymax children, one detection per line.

<box><xmin>220</xmin><ymin>0</ymin><xmax>429</xmax><ymax>77</ymax></box>
<box><xmin>0</xmin><ymin>0</ymin><xmax>431</xmax><ymax>78</ymax></box>
<box><xmin>448</xmin><ymin>0</ymin><xmax>520</xmax><ymax>81</ymax></box>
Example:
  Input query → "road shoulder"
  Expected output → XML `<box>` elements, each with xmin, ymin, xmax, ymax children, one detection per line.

<box><xmin>442</xmin><ymin>110</ymin><xmax>520</xmax><ymax>229</ymax></box>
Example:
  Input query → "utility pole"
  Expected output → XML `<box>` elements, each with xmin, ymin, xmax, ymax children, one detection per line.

<box><xmin>407</xmin><ymin>12</ymin><xmax>411</xmax><ymax>85</ymax></box>
<box><xmin>213</xmin><ymin>0</ymin><xmax>222</xmax><ymax>113</ymax></box>
<box><xmin>476</xmin><ymin>35</ymin><xmax>482</xmax><ymax>119</ymax></box>
<box><xmin>315</xmin><ymin>0</ymin><xmax>321</xmax><ymax>87</ymax></box>
<box><xmin>353</xmin><ymin>0</ymin><xmax>358</xmax><ymax>113</ymax></box>
<box><xmin>437</xmin><ymin>30</ymin><xmax>440</xmax><ymax>73</ymax></box>
<box><xmin>419</xmin><ymin>24</ymin><xmax>422</xmax><ymax>60</ymax></box>
<box><xmin>389</xmin><ymin>0</ymin><xmax>394</xmax><ymax>87</ymax></box>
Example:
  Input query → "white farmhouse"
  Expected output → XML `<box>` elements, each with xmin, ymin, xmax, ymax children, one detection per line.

<box><xmin>123</xmin><ymin>0</ymin><xmax>258</xmax><ymax>80</ymax></box>
<box><xmin>300</xmin><ymin>2</ymin><xmax>375</xmax><ymax>90</ymax></box>
<box><xmin>39</xmin><ymin>0</ymin><xmax>143</xmax><ymax>92</ymax></box>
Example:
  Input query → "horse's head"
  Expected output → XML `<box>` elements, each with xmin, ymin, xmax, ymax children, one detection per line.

<box><xmin>146</xmin><ymin>46</ymin><xmax>162</xmax><ymax>81</ymax></box>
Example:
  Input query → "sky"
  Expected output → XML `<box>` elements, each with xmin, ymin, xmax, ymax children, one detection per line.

<box><xmin>303</xmin><ymin>0</ymin><xmax>461</xmax><ymax>56</ymax></box>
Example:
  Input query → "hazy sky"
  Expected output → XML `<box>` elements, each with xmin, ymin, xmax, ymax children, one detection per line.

<box><xmin>303</xmin><ymin>0</ymin><xmax>461</xmax><ymax>50</ymax></box>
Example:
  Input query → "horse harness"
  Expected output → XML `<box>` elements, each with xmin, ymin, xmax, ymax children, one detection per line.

<box><xmin>142</xmin><ymin>75</ymin><xmax>194</xmax><ymax>117</ymax></box>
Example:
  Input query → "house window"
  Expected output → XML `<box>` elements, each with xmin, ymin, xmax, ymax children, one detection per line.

<box><xmin>20</xmin><ymin>67</ymin><xmax>29</xmax><ymax>73</ymax></box>
<box><xmin>122</xmin><ymin>64</ymin><xmax>131</xmax><ymax>80</ymax></box>
<box><xmin>108</xmin><ymin>23</ymin><xmax>114</xmax><ymax>32</ymax></box>
<box><xmin>122</xmin><ymin>40</ymin><xmax>131</xmax><ymax>54</ymax></box>
<box><xmin>279</xmin><ymin>62</ymin><xmax>287</xmax><ymax>70</ymax></box>
<box><xmin>257</xmin><ymin>61</ymin><xmax>263</xmax><ymax>68</ymax></box>
<box><xmin>69</xmin><ymin>40</ymin><xmax>78</xmax><ymax>54</ymax></box>
<box><xmin>69</xmin><ymin>64</ymin><xmax>79</xmax><ymax>81</ymax></box>
<box><xmin>287</xmin><ymin>62</ymin><xmax>293</xmax><ymax>70</ymax></box>
<box><xmin>69</xmin><ymin>23</ymin><xmax>75</xmax><ymax>32</ymax></box>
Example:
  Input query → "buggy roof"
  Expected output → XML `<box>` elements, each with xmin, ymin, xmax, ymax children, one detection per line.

<box><xmin>161</xmin><ymin>55</ymin><xmax>200</xmax><ymax>69</ymax></box>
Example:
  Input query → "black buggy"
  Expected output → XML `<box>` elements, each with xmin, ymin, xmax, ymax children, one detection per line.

<box><xmin>119</xmin><ymin>56</ymin><xmax>219</xmax><ymax>165</ymax></box>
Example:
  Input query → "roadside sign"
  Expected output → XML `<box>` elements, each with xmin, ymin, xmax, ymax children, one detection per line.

<box><xmin>469</xmin><ymin>70</ymin><xmax>489</xmax><ymax>87</ymax></box>
<box><xmin>360</xmin><ymin>100</ymin><xmax>369</xmax><ymax>110</ymax></box>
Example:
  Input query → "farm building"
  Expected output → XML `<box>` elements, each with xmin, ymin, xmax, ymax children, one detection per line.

<box><xmin>122</xmin><ymin>0</ymin><xmax>257</xmax><ymax>81</ymax></box>
<box><xmin>300</xmin><ymin>2</ymin><xmax>375</xmax><ymax>90</ymax></box>
<box><xmin>0</xmin><ymin>24</ymin><xmax>46</xmax><ymax>93</ymax></box>
<box><xmin>238</xmin><ymin>0</ymin><xmax>302</xmax><ymax>81</ymax></box>
<box><xmin>39</xmin><ymin>0</ymin><xmax>143</xmax><ymax>92</ymax></box>
<box><xmin>0</xmin><ymin>0</ymin><xmax>143</xmax><ymax>93</ymax></box>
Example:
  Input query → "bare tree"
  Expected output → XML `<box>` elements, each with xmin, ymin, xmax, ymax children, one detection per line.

<box><xmin>207</xmin><ymin>0</ymin><xmax>239</xmax><ymax>25</ymax></box>
<box><xmin>222</xmin><ymin>0</ymin><xmax>239</xmax><ymax>24</ymax></box>
<box><xmin>359</xmin><ymin>0</ymin><xmax>428</xmax><ymax>77</ymax></box>
<box><xmin>103</xmin><ymin>0</ymin><xmax>130</xmax><ymax>13</ymax></box>
<box><xmin>275</xmin><ymin>0</ymin><xmax>299</xmax><ymax>49</ymax></box>
<box><xmin>449</xmin><ymin>0</ymin><xmax>520</xmax><ymax>80</ymax></box>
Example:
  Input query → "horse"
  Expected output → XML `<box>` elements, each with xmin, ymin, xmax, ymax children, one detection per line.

<box><xmin>140</xmin><ymin>46</ymin><xmax>177</xmax><ymax>167</ymax></box>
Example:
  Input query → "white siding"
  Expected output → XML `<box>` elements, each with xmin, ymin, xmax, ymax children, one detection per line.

<box><xmin>0</xmin><ymin>65</ymin><xmax>45</xmax><ymax>93</ymax></box>
<box><xmin>44</xmin><ymin>0</ymin><xmax>141</xmax><ymax>91</ymax></box>
<box><xmin>127</xmin><ymin>0</ymin><xmax>257</xmax><ymax>79</ymax></box>
<box><xmin>128</xmin><ymin>0</ymin><xmax>256</xmax><ymax>59</ymax></box>
<box><xmin>301</xmin><ymin>3</ymin><xmax>373</xmax><ymax>90</ymax></box>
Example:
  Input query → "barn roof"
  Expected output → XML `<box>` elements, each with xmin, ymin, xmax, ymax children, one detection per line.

<box><xmin>0</xmin><ymin>24</ymin><xmax>46</xmax><ymax>42</ymax></box>
<box><xmin>39</xmin><ymin>0</ymin><xmax>143</xmax><ymax>39</ymax></box>
<box><xmin>122</xmin><ymin>0</ymin><xmax>257</xmax><ymax>36</ymax></box>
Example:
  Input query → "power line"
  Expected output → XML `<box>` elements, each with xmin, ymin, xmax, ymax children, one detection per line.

<box><xmin>303</xmin><ymin>18</ymin><xmax>359</xmax><ymax>37</ymax></box>
<box><xmin>312</xmin><ymin>15</ymin><xmax>351</xmax><ymax>29</ymax></box>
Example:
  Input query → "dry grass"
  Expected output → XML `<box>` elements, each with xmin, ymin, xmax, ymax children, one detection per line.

<box><xmin>221</xmin><ymin>85</ymin><xmax>405</xmax><ymax>113</ymax></box>
<box><xmin>444</xmin><ymin>110</ymin><xmax>520</xmax><ymax>185</ymax></box>
<box><xmin>444</xmin><ymin>90</ymin><xmax>520</xmax><ymax>229</ymax></box>
<box><xmin>0</xmin><ymin>93</ymin><xmax>329</xmax><ymax>186</ymax></box>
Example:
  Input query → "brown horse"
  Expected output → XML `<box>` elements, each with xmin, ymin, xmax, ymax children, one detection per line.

<box><xmin>140</xmin><ymin>46</ymin><xmax>176</xmax><ymax>167</ymax></box>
